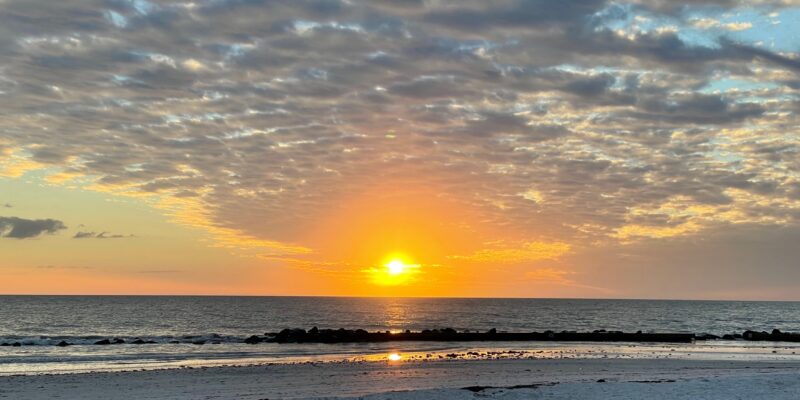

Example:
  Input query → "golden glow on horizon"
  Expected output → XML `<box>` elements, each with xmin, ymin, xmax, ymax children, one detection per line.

<box><xmin>387</xmin><ymin>353</ymin><xmax>402</xmax><ymax>361</ymax></box>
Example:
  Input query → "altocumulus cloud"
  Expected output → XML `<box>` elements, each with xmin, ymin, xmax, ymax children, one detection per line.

<box><xmin>0</xmin><ymin>217</ymin><xmax>66</xmax><ymax>239</ymax></box>
<box><xmin>0</xmin><ymin>0</ymin><xmax>798</xmax><ymax>266</ymax></box>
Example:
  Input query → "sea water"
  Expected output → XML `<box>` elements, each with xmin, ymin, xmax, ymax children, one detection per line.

<box><xmin>1</xmin><ymin>296</ymin><xmax>799</xmax><ymax>374</ymax></box>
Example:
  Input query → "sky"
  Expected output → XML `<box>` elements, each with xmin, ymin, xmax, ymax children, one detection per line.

<box><xmin>1</xmin><ymin>0</ymin><xmax>799</xmax><ymax>299</ymax></box>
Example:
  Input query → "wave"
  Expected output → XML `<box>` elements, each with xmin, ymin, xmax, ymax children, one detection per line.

<box><xmin>0</xmin><ymin>334</ymin><xmax>247</xmax><ymax>346</ymax></box>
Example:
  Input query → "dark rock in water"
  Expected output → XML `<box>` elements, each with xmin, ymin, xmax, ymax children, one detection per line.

<box><xmin>275</xmin><ymin>328</ymin><xmax>308</xmax><ymax>343</ymax></box>
<box><xmin>597</xmin><ymin>379</ymin><xmax>606</xmax><ymax>383</ymax></box>
<box><xmin>309</xmin><ymin>326</ymin><xmax>319</xmax><ymax>334</ymax></box>
<box><xmin>192</xmin><ymin>340</ymin><xmax>206</xmax><ymax>345</ymax></box>
<box><xmin>132</xmin><ymin>339</ymin><xmax>147</xmax><ymax>345</ymax></box>
<box><xmin>212</xmin><ymin>333</ymin><xmax>221</xmax><ymax>338</ymax></box>
<box><xmin>169</xmin><ymin>341</ymin><xmax>180</xmax><ymax>344</ymax></box>
<box><xmin>56</xmin><ymin>341</ymin><xmax>71</xmax><ymax>347</ymax></box>
<box><xmin>696</xmin><ymin>334</ymin><xmax>720</xmax><ymax>340</ymax></box>
<box><xmin>743</xmin><ymin>329</ymin><xmax>800</xmax><ymax>342</ymax></box>
<box><xmin>12</xmin><ymin>342</ymin><xmax>22</xmax><ymax>347</ymax></box>
<box><xmin>265</xmin><ymin>327</ymin><xmax>696</xmax><ymax>344</ymax></box>
<box><xmin>244</xmin><ymin>335</ymin><xmax>262</xmax><ymax>344</ymax></box>
<box><xmin>0</xmin><ymin>343</ymin><xmax>8</xmax><ymax>347</ymax></box>
<box><xmin>94</xmin><ymin>339</ymin><xmax>112</xmax><ymax>345</ymax></box>
<box><xmin>113</xmin><ymin>338</ymin><xmax>125</xmax><ymax>344</ymax></box>
<box><xmin>722</xmin><ymin>334</ymin><xmax>736</xmax><ymax>340</ymax></box>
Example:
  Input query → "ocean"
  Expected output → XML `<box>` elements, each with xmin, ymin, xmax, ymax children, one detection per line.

<box><xmin>1</xmin><ymin>296</ymin><xmax>799</xmax><ymax>375</ymax></box>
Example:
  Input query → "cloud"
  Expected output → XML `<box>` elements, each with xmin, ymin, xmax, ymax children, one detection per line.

<box><xmin>0</xmin><ymin>0</ymin><xmax>798</xmax><ymax>295</ymax></box>
<box><xmin>450</xmin><ymin>241</ymin><xmax>571</xmax><ymax>264</ymax></box>
<box><xmin>0</xmin><ymin>216</ymin><xmax>67</xmax><ymax>239</ymax></box>
<box><xmin>73</xmin><ymin>231</ymin><xmax>133</xmax><ymax>239</ymax></box>
<box><xmin>691</xmin><ymin>18</ymin><xmax>752</xmax><ymax>31</ymax></box>
<box><xmin>3</xmin><ymin>203</ymin><xmax>11</xmax><ymax>208</ymax></box>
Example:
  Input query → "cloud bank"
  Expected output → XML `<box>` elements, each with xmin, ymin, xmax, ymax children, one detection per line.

<box><xmin>0</xmin><ymin>0</ymin><xmax>798</xmax><ymax>295</ymax></box>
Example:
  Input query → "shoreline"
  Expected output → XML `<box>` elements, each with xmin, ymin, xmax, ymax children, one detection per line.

<box><xmin>3</xmin><ymin>339</ymin><xmax>800</xmax><ymax>377</ymax></box>
<box><xmin>2</xmin><ymin>356</ymin><xmax>799</xmax><ymax>399</ymax></box>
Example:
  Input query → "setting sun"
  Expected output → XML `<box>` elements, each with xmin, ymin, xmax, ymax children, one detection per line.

<box><xmin>386</xmin><ymin>260</ymin><xmax>408</xmax><ymax>275</ymax></box>
<box><xmin>366</xmin><ymin>254</ymin><xmax>421</xmax><ymax>286</ymax></box>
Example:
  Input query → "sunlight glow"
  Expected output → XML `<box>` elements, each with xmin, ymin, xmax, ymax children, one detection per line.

<box><xmin>366</xmin><ymin>254</ymin><xmax>422</xmax><ymax>286</ymax></box>
<box><xmin>386</xmin><ymin>260</ymin><xmax>407</xmax><ymax>275</ymax></box>
<box><xmin>387</xmin><ymin>353</ymin><xmax>402</xmax><ymax>361</ymax></box>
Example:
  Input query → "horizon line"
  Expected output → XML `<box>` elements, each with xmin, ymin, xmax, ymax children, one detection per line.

<box><xmin>1</xmin><ymin>293</ymin><xmax>799</xmax><ymax>303</ymax></box>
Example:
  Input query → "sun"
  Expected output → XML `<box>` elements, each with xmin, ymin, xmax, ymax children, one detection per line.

<box><xmin>386</xmin><ymin>259</ymin><xmax>408</xmax><ymax>275</ymax></box>
<box><xmin>367</xmin><ymin>254</ymin><xmax>421</xmax><ymax>286</ymax></box>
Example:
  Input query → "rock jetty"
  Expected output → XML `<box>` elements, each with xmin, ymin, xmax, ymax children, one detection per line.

<box><xmin>742</xmin><ymin>329</ymin><xmax>800</xmax><ymax>342</ymax></box>
<box><xmin>242</xmin><ymin>327</ymin><xmax>696</xmax><ymax>344</ymax></box>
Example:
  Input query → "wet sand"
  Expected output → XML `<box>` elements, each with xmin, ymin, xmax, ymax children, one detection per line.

<box><xmin>1</xmin><ymin>357</ymin><xmax>799</xmax><ymax>399</ymax></box>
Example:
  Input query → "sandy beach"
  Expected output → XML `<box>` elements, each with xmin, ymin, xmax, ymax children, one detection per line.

<box><xmin>2</xmin><ymin>357</ymin><xmax>799</xmax><ymax>399</ymax></box>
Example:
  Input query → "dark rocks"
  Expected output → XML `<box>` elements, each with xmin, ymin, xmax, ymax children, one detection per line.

<box><xmin>0</xmin><ymin>343</ymin><xmax>8</xmax><ymax>347</ymax></box>
<box><xmin>274</xmin><ymin>328</ymin><xmax>308</xmax><ymax>343</ymax></box>
<box><xmin>94</xmin><ymin>339</ymin><xmax>112</xmax><ymax>345</ymax></box>
<box><xmin>242</xmin><ymin>327</ymin><xmax>800</xmax><ymax>345</ymax></box>
<box><xmin>261</xmin><ymin>327</ymin><xmax>695</xmax><ymax>344</ymax></box>
<box><xmin>696</xmin><ymin>334</ymin><xmax>720</xmax><ymax>340</ymax></box>
<box><xmin>113</xmin><ymin>338</ymin><xmax>125</xmax><ymax>344</ymax></box>
<box><xmin>131</xmin><ymin>339</ymin><xmax>156</xmax><ymax>345</ymax></box>
<box><xmin>743</xmin><ymin>329</ymin><xmax>800</xmax><ymax>342</ymax></box>
<box><xmin>56</xmin><ymin>341</ymin><xmax>71</xmax><ymax>347</ymax></box>
<box><xmin>244</xmin><ymin>335</ymin><xmax>263</xmax><ymax>344</ymax></box>
<box><xmin>12</xmin><ymin>342</ymin><xmax>21</xmax><ymax>347</ymax></box>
